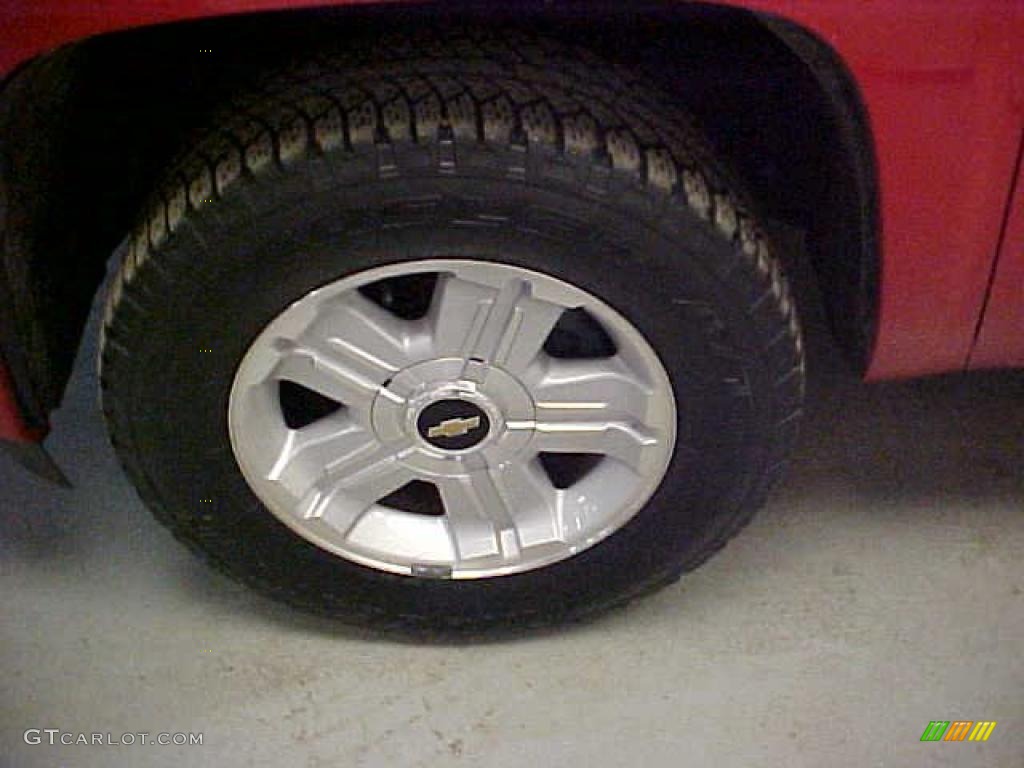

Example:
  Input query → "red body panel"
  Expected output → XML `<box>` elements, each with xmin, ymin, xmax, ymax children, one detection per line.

<box><xmin>970</xmin><ymin>138</ymin><xmax>1024</xmax><ymax>370</ymax></box>
<box><xmin>740</xmin><ymin>1</ymin><xmax>1024</xmax><ymax>380</ymax></box>
<box><xmin>1</xmin><ymin>0</ymin><xmax>1023</xmax><ymax>442</ymax></box>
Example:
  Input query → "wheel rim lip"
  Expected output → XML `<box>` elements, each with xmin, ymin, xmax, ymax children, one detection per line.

<box><xmin>227</xmin><ymin>258</ymin><xmax>677</xmax><ymax>579</ymax></box>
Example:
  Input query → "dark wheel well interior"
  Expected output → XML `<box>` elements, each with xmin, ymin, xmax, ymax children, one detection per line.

<box><xmin>0</xmin><ymin>1</ymin><xmax>878</xmax><ymax>430</ymax></box>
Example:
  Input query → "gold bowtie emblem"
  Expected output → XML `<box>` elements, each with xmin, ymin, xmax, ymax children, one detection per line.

<box><xmin>427</xmin><ymin>416</ymin><xmax>481</xmax><ymax>439</ymax></box>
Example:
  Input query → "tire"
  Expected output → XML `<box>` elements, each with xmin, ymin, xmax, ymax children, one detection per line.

<box><xmin>100</xmin><ymin>29</ymin><xmax>804</xmax><ymax>633</ymax></box>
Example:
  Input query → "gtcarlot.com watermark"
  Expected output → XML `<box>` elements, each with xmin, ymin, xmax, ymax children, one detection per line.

<box><xmin>24</xmin><ymin>729</ymin><xmax>203</xmax><ymax>746</ymax></box>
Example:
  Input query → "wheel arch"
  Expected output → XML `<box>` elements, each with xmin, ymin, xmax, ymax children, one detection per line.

<box><xmin>0</xmin><ymin>1</ymin><xmax>879</xmax><ymax>436</ymax></box>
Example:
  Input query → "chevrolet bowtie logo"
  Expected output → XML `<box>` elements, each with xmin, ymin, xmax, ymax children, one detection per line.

<box><xmin>427</xmin><ymin>416</ymin><xmax>481</xmax><ymax>439</ymax></box>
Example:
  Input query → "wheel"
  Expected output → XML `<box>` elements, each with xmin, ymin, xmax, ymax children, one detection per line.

<box><xmin>100</xmin><ymin>30</ymin><xmax>804</xmax><ymax>632</ymax></box>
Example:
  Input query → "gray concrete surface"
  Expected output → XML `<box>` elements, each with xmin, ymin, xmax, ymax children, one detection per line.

<box><xmin>2</xmin><ymin>297</ymin><xmax>1022</xmax><ymax>768</ymax></box>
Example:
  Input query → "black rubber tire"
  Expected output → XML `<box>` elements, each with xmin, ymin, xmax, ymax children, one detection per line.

<box><xmin>100</xmin><ymin>29</ymin><xmax>804</xmax><ymax>634</ymax></box>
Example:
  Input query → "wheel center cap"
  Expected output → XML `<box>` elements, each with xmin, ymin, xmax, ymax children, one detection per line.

<box><xmin>370</xmin><ymin>357</ymin><xmax>534</xmax><ymax>464</ymax></box>
<box><xmin>416</xmin><ymin>398</ymin><xmax>492</xmax><ymax>451</ymax></box>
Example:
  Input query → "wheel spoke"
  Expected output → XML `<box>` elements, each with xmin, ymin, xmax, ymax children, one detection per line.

<box><xmin>295</xmin><ymin>441</ymin><xmax>417</xmax><ymax>538</ymax></box>
<box><xmin>269</xmin><ymin>339</ymin><xmax>387</xmax><ymax>414</ymax></box>
<box><xmin>469</xmin><ymin>277</ymin><xmax>565</xmax><ymax>374</ymax></box>
<box><xmin>527</xmin><ymin>356</ymin><xmax>654</xmax><ymax>423</ymax></box>
<box><xmin>552</xmin><ymin>458</ymin><xmax>641</xmax><ymax>540</ymax></box>
<box><xmin>317</xmin><ymin>290</ymin><xmax>424</xmax><ymax>372</ymax></box>
<box><xmin>427</xmin><ymin>272</ymin><xmax>494</xmax><ymax>358</ymax></box>
<box><xmin>266</xmin><ymin>415</ymin><xmax>375</xmax><ymax>490</ymax></box>
<box><xmin>428</xmin><ymin>273</ymin><xmax>565</xmax><ymax>373</ymax></box>
<box><xmin>437</xmin><ymin>470</ymin><xmax>521</xmax><ymax>562</ymax></box>
<box><xmin>491</xmin><ymin>460</ymin><xmax>563</xmax><ymax>548</ymax></box>
<box><xmin>272</xmin><ymin>290</ymin><xmax>424</xmax><ymax>413</ymax></box>
<box><xmin>516</xmin><ymin>356</ymin><xmax>666</xmax><ymax>472</ymax></box>
<box><xmin>530</xmin><ymin>419</ymin><xmax>663</xmax><ymax>473</ymax></box>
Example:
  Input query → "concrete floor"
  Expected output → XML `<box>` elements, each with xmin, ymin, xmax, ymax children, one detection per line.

<box><xmin>2</xmin><ymin>296</ymin><xmax>1022</xmax><ymax>768</ymax></box>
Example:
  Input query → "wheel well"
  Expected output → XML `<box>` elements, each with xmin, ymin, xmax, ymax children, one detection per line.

<box><xmin>0</xmin><ymin>1</ymin><xmax>878</xmax><ymax>430</ymax></box>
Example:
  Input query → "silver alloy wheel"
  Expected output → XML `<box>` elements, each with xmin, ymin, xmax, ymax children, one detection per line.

<box><xmin>228</xmin><ymin>260</ymin><xmax>676</xmax><ymax>578</ymax></box>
